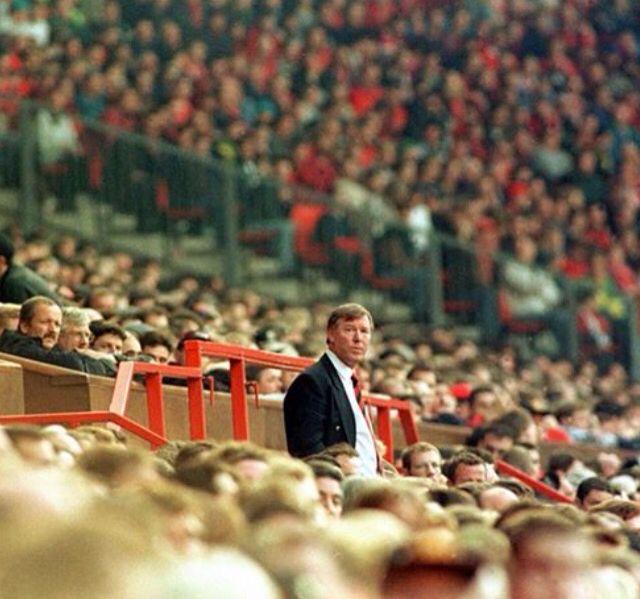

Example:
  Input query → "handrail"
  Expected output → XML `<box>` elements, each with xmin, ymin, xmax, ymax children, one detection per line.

<box><xmin>109</xmin><ymin>360</ymin><xmax>205</xmax><ymax>443</ymax></box>
<box><xmin>0</xmin><ymin>411</ymin><xmax>167</xmax><ymax>448</ymax></box>
<box><xmin>182</xmin><ymin>340</ymin><xmax>419</xmax><ymax>462</ymax></box>
<box><xmin>495</xmin><ymin>459</ymin><xmax>573</xmax><ymax>504</ymax></box>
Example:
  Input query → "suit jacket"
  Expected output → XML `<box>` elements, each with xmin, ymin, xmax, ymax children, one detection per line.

<box><xmin>0</xmin><ymin>264</ymin><xmax>61</xmax><ymax>304</ymax></box>
<box><xmin>0</xmin><ymin>330</ymin><xmax>116</xmax><ymax>376</ymax></box>
<box><xmin>283</xmin><ymin>353</ymin><xmax>356</xmax><ymax>458</ymax></box>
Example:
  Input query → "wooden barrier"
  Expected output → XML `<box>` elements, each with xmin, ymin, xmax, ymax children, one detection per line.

<box><xmin>0</xmin><ymin>352</ymin><xmax>629</xmax><ymax>464</ymax></box>
<box><xmin>0</xmin><ymin>358</ymin><xmax>24</xmax><ymax>415</ymax></box>
<box><xmin>0</xmin><ymin>352</ymin><xmax>282</xmax><ymax>448</ymax></box>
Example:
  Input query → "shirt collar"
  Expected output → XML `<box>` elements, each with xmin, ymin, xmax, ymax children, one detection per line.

<box><xmin>326</xmin><ymin>349</ymin><xmax>354</xmax><ymax>379</ymax></box>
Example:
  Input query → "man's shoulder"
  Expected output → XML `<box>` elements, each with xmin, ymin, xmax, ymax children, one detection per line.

<box><xmin>285</xmin><ymin>355</ymin><xmax>333</xmax><ymax>397</ymax></box>
<box><xmin>302</xmin><ymin>354</ymin><xmax>335</xmax><ymax>379</ymax></box>
<box><xmin>1</xmin><ymin>264</ymin><xmax>58</xmax><ymax>303</ymax></box>
<box><xmin>0</xmin><ymin>329</ymin><xmax>35</xmax><ymax>351</ymax></box>
<box><xmin>0</xmin><ymin>330</ymin><xmax>97</xmax><ymax>372</ymax></box>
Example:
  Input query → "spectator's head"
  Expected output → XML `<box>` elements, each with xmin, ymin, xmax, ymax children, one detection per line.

<box><xmin>173</xmin><ymin>330</ymin><xmax>211</xmax><ymax>365</ymax></box>
<box><xmin>139</xmin><ymin>331</ymin><xmax>173</xmax><ymax>364</ymax></box>
<box><xmin>509</xmin><ymin>521</ymin><xmax>597</xmax><ymax>599</ymax></box>
<box><xmin>321</xmin><ymin>443</ymin><xmax>360</xmax><ymax>477</ymax></box>
<box><xmin>141</xmin><ymin>306</ymin><xmax>170</xmax><ymax>330</ymax></box>
<box><xmin>576</xmin><ymin>477</ymin><xmax>615</xmax><ymax>510</ymax></box>
<box><xmin>501</xmin><ymin>445</ymin><xmax>535</xmax><ymax>477</ymax></box>
<box><xmin>18</xmin><ymin>296</ymin><xmax>62</xmax><ymax>349</ymax></box>
<box><xmin>307</xmin><ymin>460</ymin><xmax>344</xmax><ymax>519</ymax></box>
<box><xmin>474</xmin><ymin>424</ymin><xmax>515</xmax><ymax>459</ymax></box>
<box><xmin>209</xmin><ymin>442</ymin><xmax>270</xmax><ymax>483</ymax></box>
<box><xmin>90</xmin><ymin>323</ymin><xmax>127</xmax><ymax>355</ymax></box>
<box><xmin>246</xmin><ymin>365</ymin><xmax>284</xmax><ymax>395</ymax></box>
<box><xmin>57</xmin><ymin>307</ymin><xmax>92</xmax><ymax>351</ymax></box>
<box><xmin>326</xmin><ymin>303</ymin><xmax>374</xmax><ymax>368</ymax></box>
<box><xmin>0</xmin><ymin>303</ymin><xmax>20</xmax><ymax>335</ymax></box>
<box><xmin>121</xmin><ymin>331</ymin><xmax>142</xmax><ymax>358</ymax></box>
<box><xmin>76</xmin><ymin>446</ymin><xmax>160</xmax><ymax>489</ymax></box>
<box><xmin>4</xmin><ymin>425</ymin><xmax>57</xmax><ymax>466</ymax></box>
<box><xmin>443</xmin><ymin>451</ymin><xmax>492</xmax><ymax>486</ymax></box>
<box><xmin>87</xmin><ymin>287</ymin><xmax>119</xmax><ymax>316</ymax></box>
<box><xmin>514</xmin><ymin>236</ymin><xmax>538</xmax><ymax>265</ymax></box>
<box><xmin>478</xmin><ymin>485</ymin><xmax>519</xmax><ymax>513</ymax></box>
<box><xmin>468</xmin><ymin>386</ymin><xmax>498</xmax><ymax>423</ymax></box>
<box><xmin>400</xmin><ymin>442</ymin><xmax>442</xmax><ymax>480</ymax></box>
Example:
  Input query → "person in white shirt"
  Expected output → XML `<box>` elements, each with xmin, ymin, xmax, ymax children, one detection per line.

<box><xmin>283</xmin><ymin>303</ymin><xmax>379</xmax><ymax>477</ymax></box>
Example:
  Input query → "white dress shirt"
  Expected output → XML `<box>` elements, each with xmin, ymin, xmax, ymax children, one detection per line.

<box><xmin>326</xmin><ymin>350</ymin><xmax>378</xmax><ymax>477</ymax></box>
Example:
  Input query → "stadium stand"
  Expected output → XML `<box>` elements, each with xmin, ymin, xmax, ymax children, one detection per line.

<box><xmin>0</xmin><ymin>0</ymin><xmax>640</xmax><ymax>595</ymax></box>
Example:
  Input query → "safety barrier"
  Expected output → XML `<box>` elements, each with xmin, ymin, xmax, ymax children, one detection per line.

<box><xmin>0</xmin><ymin>411</ymin><xmax>167</xmax><ymax>447</ymax></box>
<box><xmin>182</xmin><ymin>340</ymin><xmax>419</xmax><ymax>462</ymax></box>
<box><xmin>0</xmin><ymin>343</ymin><xmax>574</xmax><ymax>502</ymax></box>
<box><xmin>109</xmin><ymin>360</ymin><xmax>205</xmax><ymax>444</ymax></box>
<box><xmin>496</xmin><ymin>459</ymin><xmax>573</xmax><ymax>504</ymax></box>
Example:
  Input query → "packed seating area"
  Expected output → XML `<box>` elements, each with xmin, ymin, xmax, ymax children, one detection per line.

<box><xmin>0</xmin><ymin>231</ymin><xmax>639</xmax><ymax>595</ymax></box>
<box><xmin>1</xmin><ymin>0</ymin><xmax>640</xmax><ymax>595</ymax></box>
<box><xmin>1</xmin><ymin>1</ymin><xmax>640</xmax><ymax>334</ymax></box>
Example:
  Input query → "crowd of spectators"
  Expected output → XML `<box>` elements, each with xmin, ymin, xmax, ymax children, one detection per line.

<box><xmin>0</xmin><ymin>230</ymin><xmax>640</xmax><ymax>594</ymax></box>
<box><xmin>3</xmin><ymin>227</ymin><xmax>640</xmax><ymax>450</ymax></box>
<box><xmin>0</xmin><ymin>0</ymin><xmax>640</xmax><ymax>591</ymax></box>
<box><xmin>1</xmin><ymin>418</ymin><xmax>640</xmax><ymax>596</ymax></box>
<box><xmin>1</xmin><ymin>0</ymin><xmax>640</xmax><ymax>328</ymax></box>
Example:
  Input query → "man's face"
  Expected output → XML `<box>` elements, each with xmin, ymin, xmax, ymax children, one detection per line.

<box><xmin>256</xmin><ymin>368</ymin><xmax>283</xmax><ymax>394</ymax></box>
<box><xmin>57</xmin><ymin>324</ymin><xmax>92</xmax><ymax>351</ymax></box>
<box><xmin>478</xmin><ymin>433</ymin><xmax>513</xmax><ymax>458</ymax></box>
<box><xmin>316</xmin><ymin>476</ymin><xmax>343</xmax><ymax>518</ymax></box>
<box><xmin>409</xmin><ymin>450</ymin><xmax>442</xmax><ymax>479</ymax></box>
<box><xmin>92</xmin><ymin>333</ymin><xmax>124</xmax><ymax>354</ymax></box>
<box><xmin>20</xmin><ymin>303</ymin><xmax>62</xmax><ymax>349</ymax></box>
<box><xmin>142</xmin><ymin>343</ymin><xmax>171</xmax><ymax>364</ymax></box>
<box><xmin>582</xmin><ymin>488</ymin><xmax>614</xmax><ymax>510</ymax></box>
<box><xmin>472</xmin><ymin>391</ymin><xmax>496</xmax><ymax>419</ymax></box>
<box><xmin>327</xmin><ymin>316</ymin><xmax>371</xmax><ymax>368</ymax></box>
<box><xmin>453</xmin><ymin>462</ymin><xmax>489</xmax><ymax>485</ymax></box>
<box><xmin>122</xmin><ymin>334</ymin><xmax>141</xmax><ymax>358</ymax></box>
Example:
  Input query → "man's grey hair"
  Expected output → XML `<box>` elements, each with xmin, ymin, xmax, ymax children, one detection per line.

<box><xmin>61</xmin><ymin>307</ymin><xmax>92</xmax><ymax>329</ymax></box>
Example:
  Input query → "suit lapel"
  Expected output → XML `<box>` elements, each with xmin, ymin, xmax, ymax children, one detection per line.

<box><xmin>320</xmin><ymin>354</ymin><xmax>355</xmax><ymax>443</ymax></box>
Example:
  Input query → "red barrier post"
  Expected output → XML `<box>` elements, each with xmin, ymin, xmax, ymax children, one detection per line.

<box><xmin>229</xmin><ymin>357</ymin><xmax>249</xmax><ymax>440</ymax></box>
<box><xmin>375</xmin><ymin>405</ymin><xmax>393</xmax><ymax>462</ymax></box>
<box><xmin>183</xmin><ymin>340</ymin><xmax>207</xmax><ymax>440</ymax></box>
<box><xmin>145</xmin><ymin>372</ymin><xmax>166</xmax><ymax>439</ymax></box>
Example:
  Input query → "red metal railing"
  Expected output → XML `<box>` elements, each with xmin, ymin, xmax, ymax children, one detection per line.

<box><xmin>109</xmin><ymin>360</ymin><xmax>205</xmax><ymax>443</ymax></box>
<box><xmin>0</xmin><ymin>411</ymin><xmax>167</xmax><ymax>447</ymax></box>
<box><xmin>0</xmin><ymin>343</ymin><xmax>572</xmax><ymax>502</ymax></box>
<box><xmin>496</xmin><ymin>459</ymin><xmax>573</xmax><ymax>504</ymax></box>
<box><xmin>182</xmin><ymin>340</ymin><xmax>419</xmax><ymax>462</ymax></box>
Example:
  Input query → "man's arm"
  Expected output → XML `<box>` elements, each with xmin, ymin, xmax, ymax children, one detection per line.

<box><xmin>283</xmin><ymin>372</ymin><xmax>329</xmax><ymax>458</ymax></box>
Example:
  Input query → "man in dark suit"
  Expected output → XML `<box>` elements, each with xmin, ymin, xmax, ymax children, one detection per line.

<box><xmin>283</xmin><ymin>303</ymin><xmax>378</xmax><ymax>476</ymax></box>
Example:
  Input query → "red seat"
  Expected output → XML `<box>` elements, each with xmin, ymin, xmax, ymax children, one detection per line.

<box><xmin>498</xmin><ymin>290</ymin><xmax>545</xmax><ymax>334</ymax></box>
<box><xmin>154</xmin><ymin>178</ymin><xmax>207</xmax><ymax>220</ymax></box>
<box><xmin>290</xmin><ymin>203</ymin><xmax>330</xmax><ymax>266</ymax></box>
<box><xmin>360</xmin><ymin>249</ymin><xmax>406</xmax><ymax>291</ymax></box>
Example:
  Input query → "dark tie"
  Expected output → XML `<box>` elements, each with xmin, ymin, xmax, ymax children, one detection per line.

<box><xmin>352</xmin><ymin>373</ymin><xmax>363</xmax><ymax>409</ymax></box>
